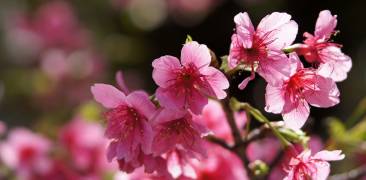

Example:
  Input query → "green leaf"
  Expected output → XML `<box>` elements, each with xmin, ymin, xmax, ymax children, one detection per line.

<box><xmin>278</xmin><ymin>128</ymin><xmax>308</xmax><ymax>146</ymax></box>
<box><xmin>185</xmin><ymin>35</ymin><xmax>193</xmax><ymax>43</ymax></box>
<box><xmin>328</xmin><ymin>118</ymin><xmax>346</xmax><ymax>139</ymax></box>
<box><xmin>219</xmin><ymin>55</ymin><xmax>229</xmax><ymax>72</ymax></box>
<box><xmin>78</xmin><ymin>101</ymin><xmax>102</xmax><ymax>122</ymax></box>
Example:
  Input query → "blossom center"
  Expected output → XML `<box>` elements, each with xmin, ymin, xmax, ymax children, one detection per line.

<box><xmin>173</xmin><ymin>63</ymin><xmax>203</xmax><ymax>93</ymax></box>
<box><xmin>19</xmin><ymin>146</ymin><xmax>36</xmax><ymax>162</ymax></box>
<box><xmin>303</xmin><ymin>35</ymin><xmax>342</xmax><ymax>64</ymax></box>
<box><xmin>285</xmin><ymin>70</ymin><xmax>316</xmax><ymax>101</ymax></box>
<box><xmin>105</xmin><ymin>105</ymin><xmax>146</xmax><ymax>139</ymax></box>
<box><xmin>163</xmin><ymin>118</ymin><xmax>190</xmax><ymax>135</ymax></box>
<box><xmin>242</xmin><ymin>35</ymin><xmax>268</xmax><ymax>64</ymax></box>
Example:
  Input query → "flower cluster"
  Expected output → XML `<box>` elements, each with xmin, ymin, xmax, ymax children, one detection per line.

<box><xmin>0</xmin><ymin>118</ymin><xmax>117</xmax><ymax>180</ymax></box>
<box><xmin>92</xmin><ymin>10</ymin><xmax>350</xmax><ymax>180</ymax></box>
<box><xmin>91</xmin><ymin>41</ymin><xmax>229</xmax><ymax>178</ymax></box>
<box><xmin>4</xmin><ymin>1</ymin><xmax>105</xmax><ymax>106</ymax></box>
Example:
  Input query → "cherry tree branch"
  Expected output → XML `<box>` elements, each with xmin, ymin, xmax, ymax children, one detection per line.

<box><xmin>205</xmin><ymin>135</ymin><xmax>231</xmax><ymax>150</ymax></box>
<box><xmin>221</xmin><ymin>97</ymin><xmax>255</xmax><ymax>178</ymax></box>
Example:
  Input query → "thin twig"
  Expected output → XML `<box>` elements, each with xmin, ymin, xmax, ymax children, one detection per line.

<box><xmin>221</xmin><ymin>98</ymin><xmax>254</xmax><ymax>179</ymax></box>
<box><xmin>232</xmin><ymin>121</ymin><xmax>284</xmax><ymax>150</ymax></box>
<box><xmin>222</xmin><ymin>98</ymin><xmax>242</xmax><ymax>145</ymax></box>
<box><xmin>205</xmin><ymin>135</ymin><xmax>231</xmax><ymax>150</ymax></box>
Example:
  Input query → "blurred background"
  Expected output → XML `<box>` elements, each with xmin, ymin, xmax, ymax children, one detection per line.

<box><xmin>0</xmin><ymin>0</ymin><xmax>365</xmax><ymax>179</ymax></box>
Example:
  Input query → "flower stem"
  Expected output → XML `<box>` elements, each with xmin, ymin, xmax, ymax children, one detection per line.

<box><xmin>230</xmin><ymin>98</ymin><xmax>292</xmax><ymax>147</ymax></box>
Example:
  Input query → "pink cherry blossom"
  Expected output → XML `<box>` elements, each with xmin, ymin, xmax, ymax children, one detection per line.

<box><xmin>151</xmin><ymin>108</ymin><xmax>210</xmax><ymax>157</ymax></box>
<box><xmin>91</xmin><ymin>83</ymin><xmax>160</xmax><ymax>173</ymax></box>
<box><xmin>295</xmin><ymin>10</ymin><xmax>352</xmax><ymax>82</ymax></box>
<box><xmin>33</xmin><ymin>1</ymin><xmax>88</xmax><ymax>50</ymax></box>
<box><xmin>267</xmin><ymin>136</ymin><xmax>325</xmax><ymax>180</ymax></box>
<box><xmin>284</xmin><ymin>150</ymin><xmax>344</xmax><ymax>180</ymax></box>
<box><xmin>0</xmin><ymin>128</ymin><xmax>52</xmax><ymax>179</ymax></box>
<box><xmin>246</xmin><ymin>137</ymin><xmax>282</xmax><ymax>164</ymax></box>
<box><xmin>229</xmin><ymin>12</ymin><xmax>298</xmax><ymax>89</ymax></box>
<box><xmin>152</xmin><ymin>41</ymin><xmax>229</xmax><ymax>114</ymax></box>
<box><xmin>201</xmin><ymin>100</ymin><xmax>246</xmax><ymax>144</ymax></box>
<box><xmin>265</xmin><ymin>53</ymin><xmax>340</xmax><ymax>129</ymax></box>
<box><xmin>192</xmin><ymin>143</ymin><xmax>248</xmax><ymax>180</ymax></box>
<box><xmin>59</xmin><ymin>118</ymin><xmax>116</xmax><ymax>175</ymax></box>
<box><xmin>164</xmin><ymin>148</ymin><xmax>198</xmax><ymax>179</ymax></box>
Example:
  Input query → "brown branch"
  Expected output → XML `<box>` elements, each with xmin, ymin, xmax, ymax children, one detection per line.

<box><xmin>222</xmin><ymin>98</ymin><xmax>242</xmax><ymax>144</ymax></box>
<box><xmin>232</xmin><ymin>121</ymin><xmax>284</xmax><ymax>150</ymax></box>
<box><xmin>205</xmin><ymin>135</ymin><xmax>231</xmax><ymax>150</ymax></box>
<box><xmin>210</xmin><ymin>98</ymin><xmax>286</xmax><ymax>179</ymax></box>
<box><xmin>221</xmin><ymin>98</ymin><xmax>255</xmax><ymax>179</ymax></box>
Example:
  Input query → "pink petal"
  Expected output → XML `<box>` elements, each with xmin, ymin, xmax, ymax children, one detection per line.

<box><xmin>257</xmin><ymin>12</ymin><xmax>297</xmax><ymax>49</ymax></box>
<box><xmin>238</xmin><ymin>73</ymin><xmax>255</xmax><ymax>90</ymax></box>
<box><xmin>141</xmin><ymin>120</ymin><xmax>153</xmax><ymax>154</ymax></box>
<box><xmin>257</xmin><ymin>52</ymin><xmax>291</xmax><ymax>86</ymax></box>
<box><xmin>317</xmin><ymin>46</ymin><xmax>352</xmax><ymax>82</ymax></box>
<box><xmin>282</xmin><ymin>100</ymin><xmax>310</xmax><ymax>130</ymax></box>
<box><xmin>200</xmin><ymin>67</ymin><xmax>229</xmax><ymax>99</ymax></box>
<box><xmin>313</xmin><ymin>161</ymin><xmax>330</xmax><ymax>180</ymax></box>
<box><xmin>299</xmin><ymin>150</ymin><xmax>312</xmax><ymax>162</ymax></box>
<box><xmin>315</xmin><ymin>10</ymin><xmax>337</xmax><ymax>39</ymax></box>
<box><xmin>152</xmin><ymin>108</ymin><xmax>186</xmax><ymax>124</ymax></box>
<box><xmin>246</xmin><ymin>137</ymin><xmax>281</xmax><ymax>164</ymax></box>
<box><xmin>181</xmin><ymin>41</ymin><xmax>211</xmax><ymax>69</ymax></box>
<box><xmin>304</xmin><ymin>75</ymin><xmax>340</xmax><ymax>108</ymax></box>
<box><xmin>126</xmin><ymin>91</ymin><xmax>157</xmax><ymax>119</ymax></box>
<box><xmin>228</xmin><ymin>34</ymin><xmax>244</xmax><ymax>68</ymax></box>
<box><xmin>187</xmin><ymin>89</ymin><xmax>208</xmax><ymax>115</ymax></box>
<box><xmin>115</xmin><ymin>71</ymin><xmax>130</xmax><ymax>94</ymax></box>
<box><xmin>313</xmin><ymin>150</ymin><xmax>345</xmax><ymax>161</ymax></box>
<box><xmin>257</xmin><ymin>12</ymin><xmax>291</xmax><ymax>33</ymax></box>
<box><xmin>283</xmin><ymin>169</ymin><xmax>295</xmax><ymax>180</ymax></box>
<box><xmin>201</xmin><ymin>100</ymin><xmax>235</xmax><ymax>143</ymax></box>
<box><xmin>271</xmin><ymin>20</ymin><xmax>298</xmax><ymax>49</ymax></box>
<box><xmin>116</xmin><ymin>139</ymin><xmax>131</xmax><ymax>161</ymax></box>
<box><xmin>155</xmin><ymin>87</ymin><xmax>185</xmax><ymax>111</ymax></box>
<box><xmin>152</xmin><ymin>131</ymin><xmax>178</xmax><ymax>156</ymax></box>
<box><xmin>288</xmin><ymin>52</ymin><xmax>304</xmax><ymax>76</ymax></box>
<box><xmin>265</xmin><ymin>84</ymin><xmax>285</xmax><ymax>114</ymax></box>
<box><xmin>91</xmin><ymin>84</ymin><xmax>126</xmax><ymax>108</ymax></box>
<box><xmin>152</xmin><ymin>55</ymin><xmax>181</xmax><ymax>88</ymax></box>
<box><xmin>106</xmin><ymin>141</ymin><xmax>117</xmax><ymax>162</ymax></box>
<box><xmin>234</xmin><ymin>12</ymin><xmax>255</xmax><ymax>48</ymax></box>
<box><xmin>143</xmin><ymin>155</ymin><xmax>168</xmax><ymax>175</ymax></box>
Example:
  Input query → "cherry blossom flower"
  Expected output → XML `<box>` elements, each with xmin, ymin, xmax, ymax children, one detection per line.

<box><xmin>265</xmin><ymin>53</ymin><xmax>340</xmax><ymax>129</ymax></box>
<box><xmin>152</xmin><ymin>41</ymin><xmax>229</xmax><ymax>114</ymax></box>
<box><xmin>295</xmin><ymin>10</ymin><xmax>352</xmax><ymax>82</ymax></box>
<box><xmin>164</xmin><ymin>148</ymin><xmax>198</xmax><ymax>179</ymax></box>
<box><xmin>191</xmin><ymin>143</ymin><xmax>248</xmax><ymax>180</ymax></box>
<box><xmin>246</xmin><ymin>137</ymin><xmax>282</xmax><ymax>164</ymax></box>
<box><xmin>229</xmin><ymin>12</ymin><xmax>298</xmax><ymax>89</ymax></box>
<box><xmin>201</xmin><ymin>100</ymin><xmax>246</xmax><ymax>144</ymax></box>
<box><xmin>91</xmin><ymin>83</ymin><xmax>160</xmax><ymax>173</ymax></box>
<box><xmin>0</xmin><ymin>128</ymin><xmax>52</xmax><ymax>179</ymax></box>
<box><xmin>59</xmin><ymin>118</ymin><xmax>115</xmax><ymax>176</ymax></box>
<box><xmin>284</xmin><ymin>150</ymin><xmax>345</xmax><ymax>180</ymax></box>
<box><xmin>268</xmin><ymin>136</ymin><xmax>325</xmax><ymax>180</ymax></box>
<box><xmin>151</xmin><ymin>108</ymin><xmax>210</xmax><ymax>157</ymax></box>
<box><xmin>32</xmin><ymin>1</ymin><xmax>88</xmax><ymax>50</ymax></box>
